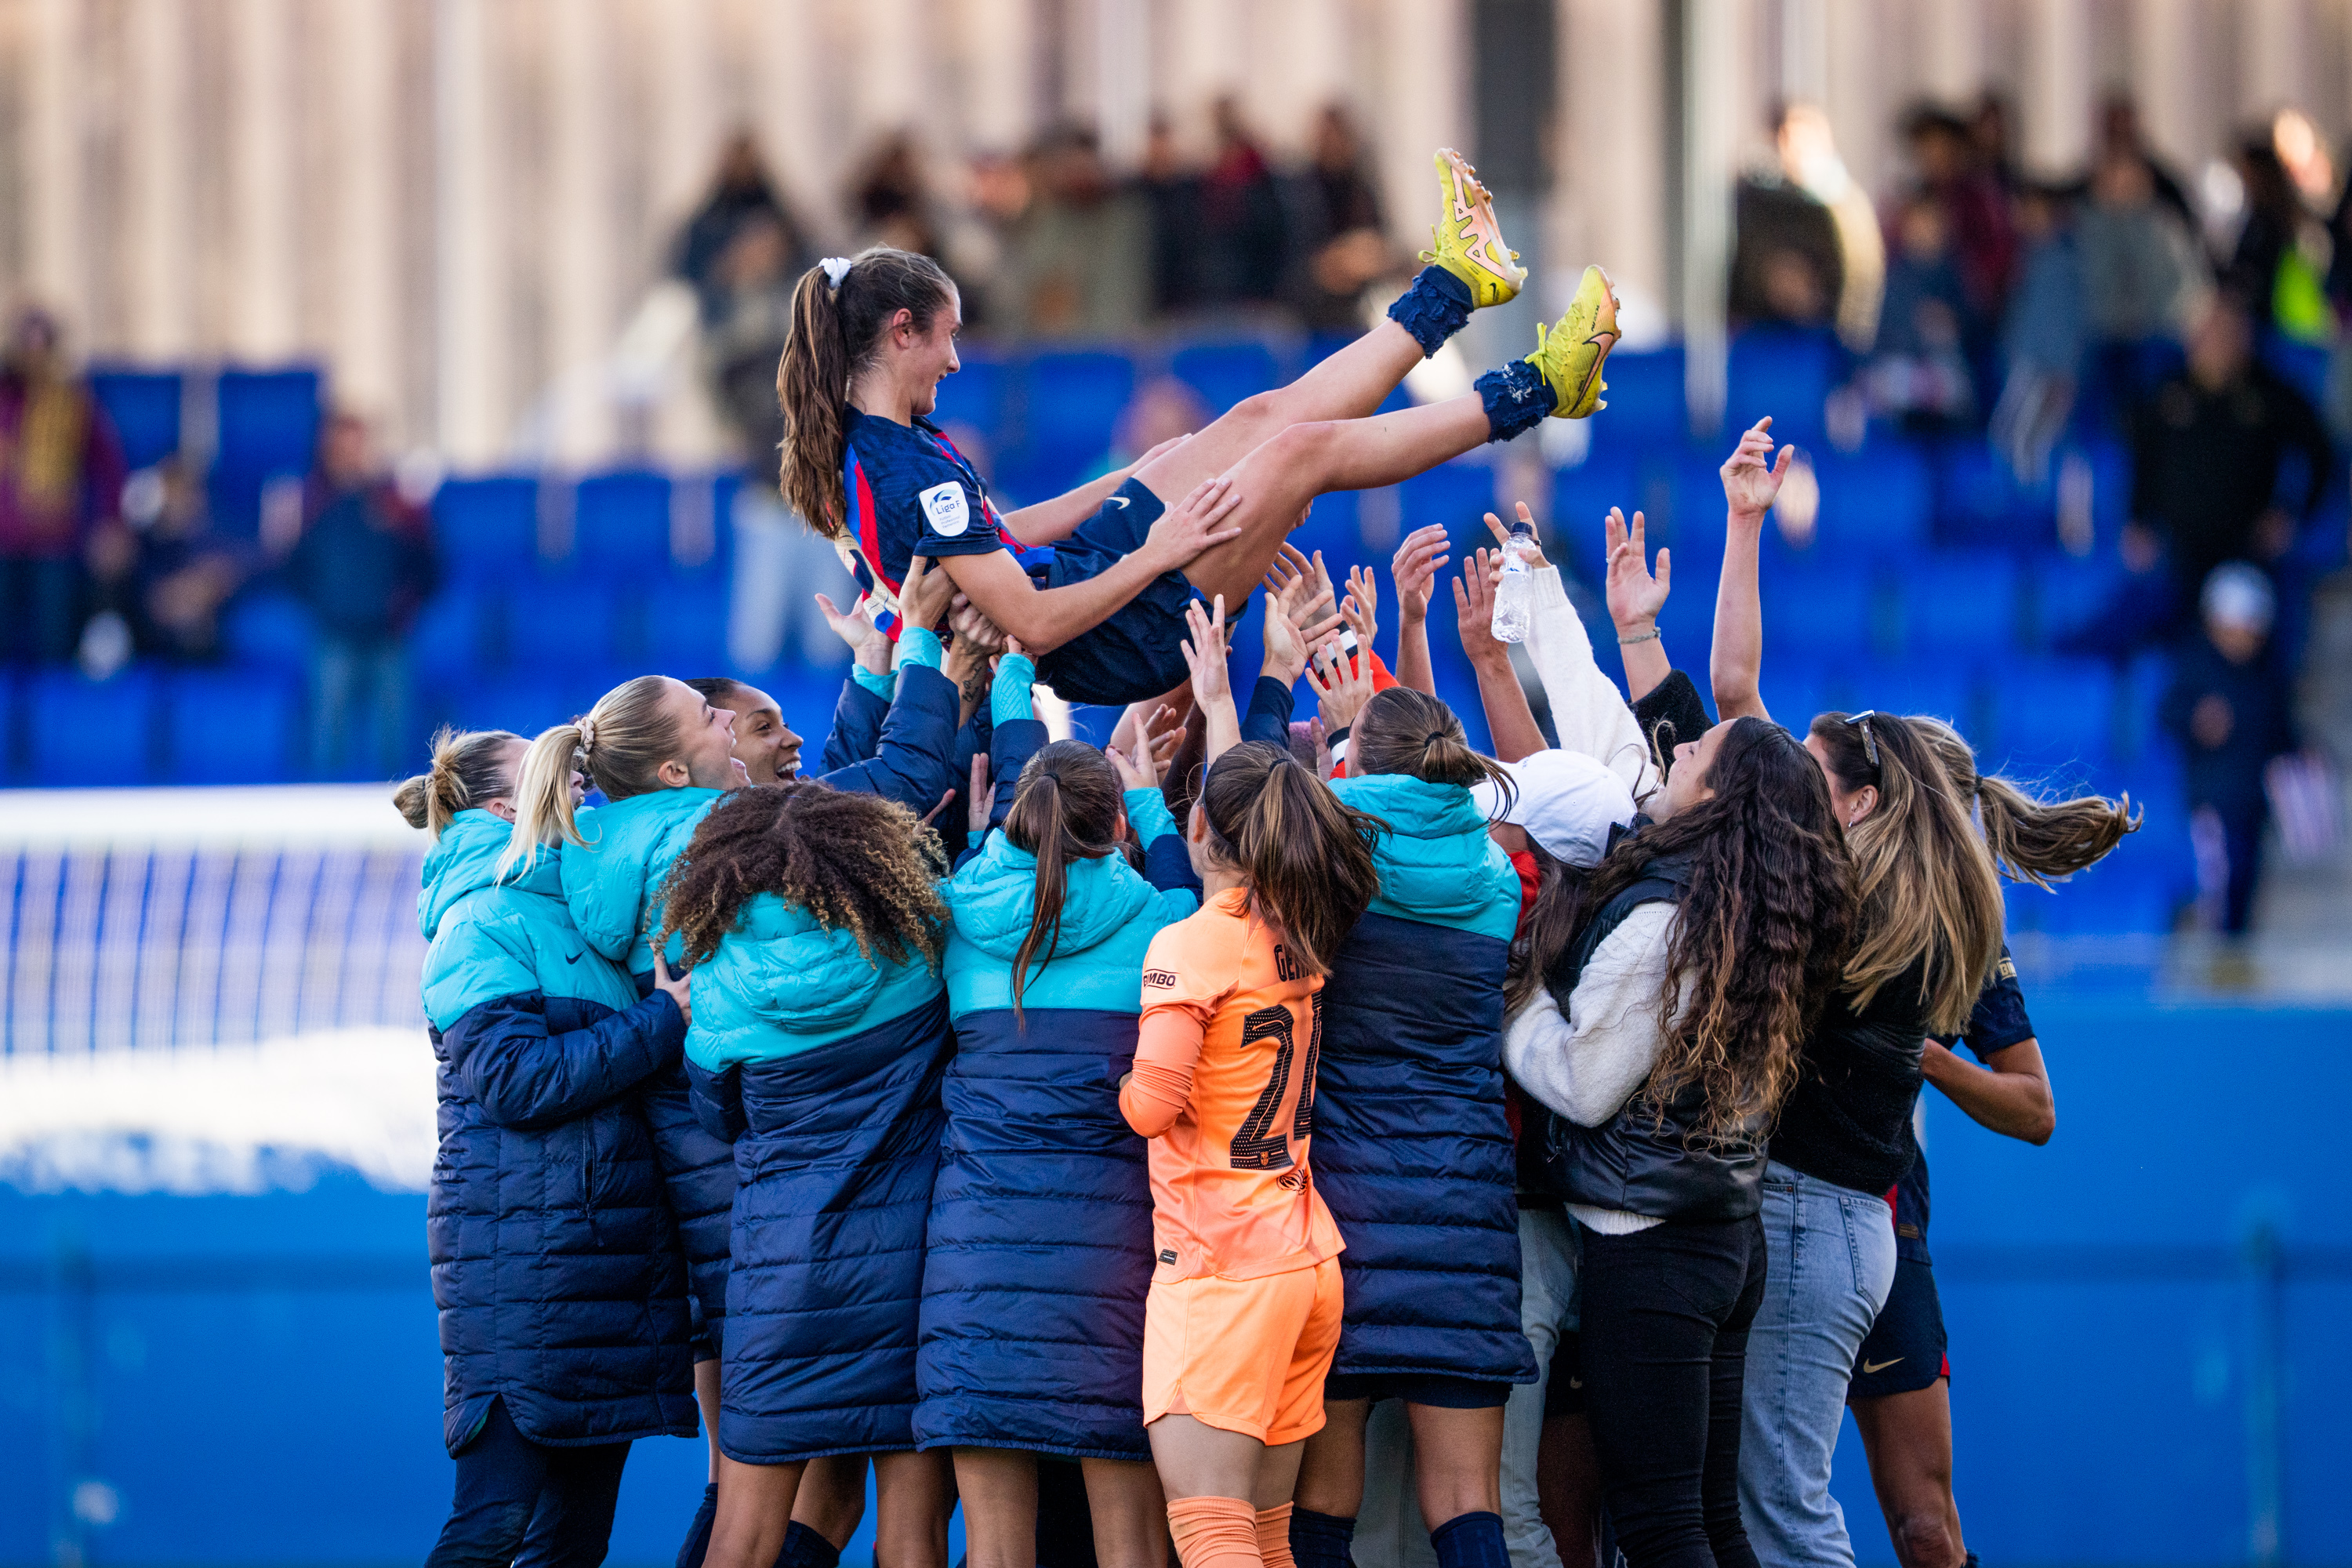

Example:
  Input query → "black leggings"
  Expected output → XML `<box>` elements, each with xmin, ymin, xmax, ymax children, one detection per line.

<box><xmin>423</xmin><ymin>1396</ymin><xmax>633</xmax><ymax>1568</ymax></box>
<box><xmin>1575</xmin><ymin>1213</ymin><xmax>1768</xmax><ymax>1568</ymax></box>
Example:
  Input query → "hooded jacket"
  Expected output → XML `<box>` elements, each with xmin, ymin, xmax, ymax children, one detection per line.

<box><xmin>1316</xmin><ymin>771</ymin><xmax>1536</xmax><ymax>1387</ymax></box>
<box><xmin>915</xmin><ymin>827</ymin><xmax>1196</xmax><ymax>1460</ymax></box>
<box><xmin>416</xmin><ymin>810</ymin><xmax>697</xmax><ymax>1454</ymax></box>
<box><xmin>683</xmin><ymin>890</ymin><xmax>952</xmax><ymax>1463</ymax></box>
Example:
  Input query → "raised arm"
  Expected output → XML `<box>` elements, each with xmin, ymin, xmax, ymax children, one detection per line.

<box><xmin>1602</xmin><ymin>507</ymin><xmax>1673</xmax><ymax>702</ymax></box>
<box><xmin>1710</xmin><ymin>417</ymin><xmax>1791</xmax><ymax>724</ymax></box>
<box><xmin>1178</xmin><ymin>595</ymin><xmax>1241</xmax><ymax>764</ymax></box>
<box><xmin>1389</xmin><ymin>524</ymin><xmax>1450</xmax><ymax>697</ymax></box>
<box><xmin>1493</xmin><ymin>505</ymin><xmax>1657</xmax><ymax>797</ymax></box>
<box><xmin>941</xmin><ymin>474</ymin><xmax>1242</xmax><ymax>652</ymax></box>
<box><xmin>1454</xmin><ymin>547</ymin><xmax>1549</xmax><ymax>764</ymax></box>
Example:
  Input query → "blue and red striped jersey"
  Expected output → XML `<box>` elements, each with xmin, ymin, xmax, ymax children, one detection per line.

<box><xmin>834</xmin><ymin>408</ymin><xmax>1054</xmax><ymax>640</ymax></box>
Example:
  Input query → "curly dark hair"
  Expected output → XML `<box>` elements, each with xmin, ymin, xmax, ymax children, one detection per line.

<box><xmin>1582</xmin><ymin>717</ymin><xmax>1857</xmax><ymax>1140</ymax></box>
<box><xmin>657</xmin><ymin>782</ymin><xmax>949</xmax><ymax>971</ymax></box>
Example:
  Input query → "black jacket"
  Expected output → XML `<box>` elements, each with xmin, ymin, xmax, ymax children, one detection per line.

<box><xmin>1769</xmin><ymin>954</ymin><xmax>1933</xmax><ymax>1195</ymax></box>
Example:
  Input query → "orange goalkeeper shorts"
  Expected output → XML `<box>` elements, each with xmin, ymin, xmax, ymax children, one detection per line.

<box><xmin>1142</xmin><ymin>1257</ymin><xmax>1344</xmax><ymax>1446</ymax></box>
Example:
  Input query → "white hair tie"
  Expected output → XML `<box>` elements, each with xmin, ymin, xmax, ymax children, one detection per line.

<box><xmin>820</xmin><ymin>256</ymin><xmax>854</xmax><ymax>289</ymax></box>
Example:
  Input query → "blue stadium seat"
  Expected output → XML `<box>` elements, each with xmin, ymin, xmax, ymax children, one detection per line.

<box><xmin>1983</xmin><ymin>658</ymin><xmax>2118</xmax><ymax>775</ymax></box>
<box><xmin>1756</xmin><ymin>656</ymin><xmax>1833</xmax><ymax>728</ymax></box>
<box><xmin>434</xmin><ymin>477</ymin><xmax>540</xmax><ymax>579</ymax></box>
<box><xmin>163</xmin><ymin>669</ymin><xmax>300</xmax><ymax>783</ymax></box>
<box><xmin>2024</xmin><ymin>552</ymin><xmax>2122</xmax><ymax>648</ymax></box>
<box><xmin>26</xmin><ymin>667</ymin><xmax>159</xmax><ymax>786</ymax></box>
<box><xmin>1866</xmin><ymin>659</ymin><xmax>1979</xmax><ymax>734</ymax></box>
<box><xmin>2260</xmin><ymin>334</ymin><xmax>2331</xmax><ymax>408</ymax></box>
<box><xmin>1811</xmin><ymin>443</ymin><xmax>1933</xmax><ymax>554</ymax></box>
<box><xmin>406</xmin><ymin>585</ymin><xmax>498</xmax><ymax>681</ymax></box>
<box><xmin>1171</xmin><ymin>340</ymin><xmax>1283</xmax><ymax>417</ymax></box>
<box><xmin>1760</xmin><ymin>568</ymin><xmax>1875</xmax><ymax>656</ymax></box>
<box><xmin>931</xmin><ymin>354</ymin><xmax>1011</xmax><ymax>441</ymax></box>
<box><xmin>573</xmin><ymin>470</ymin><xmax>672</xmax><ymax>577</ymax></box>
<box><xmin>1726</xmin><ymin>327</ymin><xmax>1838</xmax><ymax>445</ymax></box>
<box><xmin>1403</xmin><ymin>463</ymin><xmax>1500</xmax><ymax>558</ymax></box>
<box><xmin>433</xmin><ymin>673</ymin><xmax>575</xmax><ymax>739</ymax></box>
<box><xmin>1021</xmin><ymin>350</ymin><xmax>1134</xmax><ymax>475</ymax></box>
<box><xmin>1551</xmin><ymin>451</ymin><xmax>1639</xmax><ymax>584</ymax></box>
<box><xmin>214</xmin><ymin>368</ymin><xmax>322</xmax><ymax>478</ymax></box>
<box><xmin>1898</xmin><ymin>552</ymin><xmax>2023</xmax><ymax>655</ymax></box>
<box><xmin>505</xmin><ymin>580</ymin><xmax>620</xmax><ymax>667</ymax></box>
<box><xmin>645</xmin><ymin>579</ymin><xmax>731</xmax><ymax>672</ymax></box>
<box><xmin>89</xmin><ymin>369</ymin><xmax>184</xmax><ymax>471</ymax></box>
<box><xmin>219</xmin><ymin>587</ymin><xmax>317</xmax><ymax>670</ymax></box>
<box><xmin>1289</xmin><ymin>489</ymin><xmax>1363</xmax><ymax>566</ymax></box>
<box><xmin>1592</xmin><ymin>346</ymin><xmax>1686</xmax><ymax>448</ymax></box>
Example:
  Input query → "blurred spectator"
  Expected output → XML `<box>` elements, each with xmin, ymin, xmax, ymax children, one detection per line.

<box><xmin>2223</xmin><ymin>137</ymin><xmax>2309</xmax><ymax>332</ymax></box>
<box><xmin>1138</xmin><ymin>117</ymin><xmax>1207</xmax><ymax>314</ymax></box>
<box><xmin>2097</xmin><ymin>96</ymin><xmax>2198</xmax><ymax>230</ymax></box>
<box><xmin>285</xmin><ymin>413</ymin><xmax>437</xmax><ymax>778</ymax></box>
<box><xmin>851</xmin><ymin>130</ymin><xmax>941</xmax><ymax>256</ymax></box>
<box><xmin>1903</xmin><ymin>105</ymin><xmax>2016</xmax><ymax>337</ymax></box>
<box><xmin>1865</xmin><ymin>192</ymin><xmax>1976</xmax><ymax>430</ymax></box>
<box><xmin>1092</xmin><ymin>377</ymin><xmax>1210</xmax><ymax>480</ymax></box>
<box><xmin>85</xmin><ymin>457</ymin><xmax>250</xmax><ymax>662</ymax></box>
<box><xmin>995</xmin><ymin>124</ymin><xmax>1152</xmax><ymax>339</ymax></box>
<box><xmin>1991</xmin><ymin>183</ymin><xmax>2085</xmax><ymax>481</ymax></box>
<box><xmin>675</xmin><ymin>130</ymin><xmax>813</xmax><ymax>324</ymax></box>
<box><xmin>1730</xmin><ymin>117</ymin><xmax>1844</xmax><ymax>332</ymax></box>
<box><xmin>701</xmin><ymin>214</ymin><xmax>799</xmax><ymax>463</ymax></box>
<box><xmin>1193</xmin><ymin>98</ymin><xmax>1287</xmax><ymax>310</ymax></box>
<box><xmin>1287</xmin><ymin>106</ymin><xmax>1391</xmax><ymax>333</ymax></box>
<box><xmin>2080</xmin><ymin>154</ymin><xmax>2205</xmax><ymax>345</ymax></box>
<box><xmin>0</xmin><ymin>309</ymin><xmax>126</xmax><ymax>663</ymax></box>
<box><xmin>2126</xmin><ymin>293</ymin><xmax>2334</xmax><ymax>608</ymax></box>
<box><xmin>1969</xmin><ymin>92</ymin><xmax>2020</xmax><ymax>191</ymax></box>
<box><xmin>2162</xmin><ymin>564</ymin><xmax>2298</xmax><ymax>932</ymax></box>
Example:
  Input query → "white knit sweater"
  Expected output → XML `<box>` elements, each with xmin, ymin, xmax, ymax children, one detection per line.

<box><xmin>1523</xmin><ymin>566</ymin><xmax>1662</xmax><ymax>808</ymax></box>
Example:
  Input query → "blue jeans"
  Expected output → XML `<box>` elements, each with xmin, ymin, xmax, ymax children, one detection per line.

<box><xmin>1738</xmin><ymin>1162</ymin><xmax>1897</xmax><ymax>1568</ymax></box>
<box><xmin>425</xmin><ymin>1396</ymin><xmax>631</xmax><ymax>1567</ymax></box>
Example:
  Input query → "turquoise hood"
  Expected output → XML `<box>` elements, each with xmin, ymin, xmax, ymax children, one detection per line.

<box><xmin>1332</xmin><ymin>772</ymin><xmax>1522</xmax><ymax>941</ymax></box>
<box><xmin>417</xmin><ymin>811</ymin><xmax>639</xmax><ymax>1031</ymax></box>
<box><xmin>685</xmin><ymin>890</ymin><xmax>943</xmax><ymax>1069</ymax></box>
<box><xmin>561</xmin><ymin>787</ymin><xmax>723</xmax><ymax>977</ymax></box>
<box><xmin>940</xmin><ymin>833</ymin><xmax>1195</xmax><ymax>1018</ymax></box>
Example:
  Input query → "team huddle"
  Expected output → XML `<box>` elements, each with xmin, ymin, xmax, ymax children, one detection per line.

<box><xmin>398</xmin><ymin>154</ymin><xmax>2138</xmax><ymax>1568</ymax></box>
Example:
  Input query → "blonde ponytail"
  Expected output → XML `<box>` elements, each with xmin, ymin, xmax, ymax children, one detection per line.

<box><xmin>496</xmin><ymin>674</ymin><xmax>696</xmax><ymax>882</ymax></box>
<box><xmin>498</xmin><ymin>723</ymin><xmax>587</xmax><ymax>883</ymax></box>
<box><xmin>1909</xmin><ymin>715</ymin><xmax>2140</xmax><ymax>887</ymax></box>
<box><xmin>394</xmin><ymin>727</ymin><xmax>522</xmax><ymax>839</ymax></box>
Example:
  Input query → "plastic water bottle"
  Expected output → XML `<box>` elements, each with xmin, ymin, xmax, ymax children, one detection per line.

<box><xmin>1489</xmin><ymin>517</ymin><xmax>1538</xmax><ymax>643</ymax></box>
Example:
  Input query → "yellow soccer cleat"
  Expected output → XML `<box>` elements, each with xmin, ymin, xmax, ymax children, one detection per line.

<box><xmin>1421</xmin><ymin>148</ymin><xmax>1526</xmax><ymax>310</ymax></box>
<box><xmin>1527</xmin><ymin>264</ymin><xmax>1621</xmax><ymax>419</ymax></box>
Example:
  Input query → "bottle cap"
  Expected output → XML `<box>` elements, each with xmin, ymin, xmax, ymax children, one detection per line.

<box><xmin>1509</xmin><ymin>516</ymin><xmax>1534</xmax><ymax>536</ymax></box>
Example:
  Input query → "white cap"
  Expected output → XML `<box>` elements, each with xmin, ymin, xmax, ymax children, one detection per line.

<box><xmin>1470</xmin><ymin>749</ymin><xmax>1638</xmax><ymax>869</ymax></box>
<box><xmin>2201</xmin><ymin>562</ymin><xmax>2274</xmax><ymax>633</ymax></box>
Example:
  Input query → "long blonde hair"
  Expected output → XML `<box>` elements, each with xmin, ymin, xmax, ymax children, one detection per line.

<box><xmin>394</xmin><ymin>728</ymin><xmax>522</xmax><ymax>838</ymax></box>
<box><xmin>1808</xmin><ymin>711</ymin><xmax>2005</xmax><ymax>1035</ymax></box>
<box><xmin>497</xmin><ymin>676</ymin><xmax>681</xmax><ymax>881</ymax></box>
<box><xmin>1909</xmin><ymin>717</ymin><xmax>2142</xmax><ymax>887</ymax></box>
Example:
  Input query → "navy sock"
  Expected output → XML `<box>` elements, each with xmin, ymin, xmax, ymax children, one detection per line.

<box><xmin>673</xmin><ymin>1482</ymin><xmax>718</xmax><ymax>1568</ymax></box>
<box><xmin>1290</xmin><ymin>1507</ymin><xmax>1358</xmax><ymax>1568</ymax></box>
<box><xmin>1430</xmin><ymin>1510</ymin><xmax>1509</xmax><ymax>1568</ymax></box>
<box><xmin>1387</xmin><ymin>266</ymin><xmax>1475</xmax><ymax>357</ymax></box>
<box><xmin>1475</xmin><ymin>359</ymin><xmax>1556</xmax><ymax>441</ymax></box>
<box><xmin>776</xmin><ymin>1520</ymin><xmax>841</xmax><ymax>1568</ymax></box>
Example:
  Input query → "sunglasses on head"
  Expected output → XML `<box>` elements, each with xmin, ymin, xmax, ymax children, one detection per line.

<box><xmin>1843</xmin><ymin>710</ymin><xmax>1881</xmax><ymax>773</ymax></box>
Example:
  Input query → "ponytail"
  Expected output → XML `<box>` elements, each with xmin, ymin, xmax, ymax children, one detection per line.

<box><xmin>1196</xmin><ymin>742</ymin><xmax>1384</xmax><ymax>975</ymax></box>
<box><xmin>1003</xmin><ymin>742</ymin><xmax>1126</xmax><ymax>1025</ymax></box>
<box><xmin>497</xmin><ymin>674</ymin><xmax>682</xmax><ymax>882</ymax></box>
<box><xmin>777</xmin><ymin>245</ymin><xmax>956</xmax><ymax>536</ymax></box>
<box><xmin>394</xmin><ymin>727</ymin><xmax>521</xmax><ymax>838</ymax></box>
<box><xmin>1351</xmin><ymin>685</ymin><xmax>1517</xmax><ymax>811</ymax></box>
<box><xmin>1908</xmin><ymin>715</ymin><xmax>2140</xmax><ymax>887</ymax></box>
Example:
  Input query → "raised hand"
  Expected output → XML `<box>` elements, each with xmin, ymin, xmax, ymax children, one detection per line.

<box><xmin>651</xmin><ymin>953</ymin><xmax>692</xmax><ymax>1029</ymax></box>
<box><xmin>1482</xmin><ymin>502</ymin><xmax>1551</xmax><ymax>568</ymax></box>
<box><xmin>1451</xmin><ymin>549</ymin><xmax>1511</xmax><ymax>671</ymax></box>
<box><xmin>965</xmin><ymin>753</ymin><xmax>993</xmax><ymax>837</ymax></box>
<box><xmin>816</xmin><ymin>591</ymin><xmax>889</xmax><ymax>673</ymax></box>
<box><xmin>949</xmin><ymin>595</ymin><xmax>1010</xmax><ymax>658</ymax></box>
<box><xmin>1342</xmin><ymin>563</ymin><xmax>1380</xmax><ymax>652</ymax></box>
<box><xmin>898</xmin><ymin>554</ymin><xmax>956</xmax><ymax>634</ymax></box>
<box><xmin>1146</xmin><ymin>474</ymin><xmax>1246</xmax><ymax>569</ymax></box>
<box><xmin>1391</xmin><ymin>524</ymin><xmax>1451</xmax><ymax>626</ymax></box>
<box><xmin>1108</xmin><ymin>703</ymin><xmax>1178</xmax><ymax>790</ymax></box>
<box><xmin>1602</xmin><ymin>507</ymin><xmax>1671</xmax><ymax>635</ymax></box>
<box><xmin>1303</xmin><ymin>633</ymin><xmax>1376</xmax><ymax>739</ymax></box>
<box><xmin>1179</xmin><ymin>595</ymin><xmax>1241</xmax><ymax>760</ymax></box>
<box><xmin>1721</xmin><ymin>416</ymin><xmax>1795</xmax><ymax>524</ymax></box>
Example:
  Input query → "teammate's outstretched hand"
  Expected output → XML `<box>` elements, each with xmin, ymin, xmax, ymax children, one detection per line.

<box><xmin>1721</xmin><ymin>416</ymin><xmax>1794</xmax><ymax>524</ymax></box>
<box><xmin>1304</xmin><ymin>631</ymin><xmax>1375</xmax><ymax>740</ymax></box>
<box><xmin>1343</xmin><ymin>563</ymin><xmax>1380</xmax><ymax>651</ymax></box>
<box><xmin>1452</xmin><ymin>550</ymin><xmax>1511</xmax><ymax>672</ymax></box>
<box><xmin>965</xmin><ymin>753</ymin><xmax>993</xmax><ymax>837</ymax></box>
<box><xmin>816</xmin><ymin>591</ymin><xmax>889</xmax><ymax>673</ymax></box>
<box><xmin>1603</xmin><ymin>507</ymin><xmax>1671</xmax><ymax>636</ymax></box>
<box><xmin>1482</xmin><ymin>502</ymin><xmax>1552</xmax><ymax>569</ymax></box>
<box><xmin>899</xmin><ymin>554</ymin><xmax>956</xmax><ymax>633</ymax></box>
<box><xmin>1179</xmin><ymin>596</ymin><xmax>1242</xmax><ymax>760</ymax></box>
<box><xmin>1109</xmin><ymin>703</ymin><xmax>1178</xmax><ymax>791</ymax></box>
<box><xmin>1146</xmin><ymin>475</ymin><xmax>1245</xmax><ymax>569</ymax></box>
<box><xmin>1391</xmin><ymin>524</ymin><xmax>1451</xmax><ymax>627</ymax></box>
<box><xmin>651</xmin><ymin>953</ymin><xmax>691</xmax><ymax>1030</ymax></box>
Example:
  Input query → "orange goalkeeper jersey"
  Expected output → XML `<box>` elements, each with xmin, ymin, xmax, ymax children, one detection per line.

<box><xmin>1123</xmin><ymin>887</ymin><xmax>1344</xmax><ymax>1283</ymax></box>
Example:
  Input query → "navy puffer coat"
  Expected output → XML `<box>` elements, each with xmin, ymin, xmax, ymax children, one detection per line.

<box><xmin>1316</xmin><ymin>773</ymin><xmax>1537</xmax><ymax>1388</ymax></box>
<box><xmin>685</xmin><ymin>888</ymin><xmax>953</xmax><ymax>1463</ymax></box>
<box><xmin>417</xmin><ymin>810</ymin><xmax>699</xmax><ymax>1454</ymax></box>
<box><xmin>915</xmin><ymin>804</ymin><xmax>1196</xmax><ymax>1460</ymax></box>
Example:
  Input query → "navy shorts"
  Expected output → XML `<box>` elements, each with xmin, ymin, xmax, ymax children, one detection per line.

<box><xmin>1033</xmin><ymin>477</ymin><xmax>1200</xmax><ymax>707</ymax></box>
<box><xmin>1848</xmin><ymin>1257</ymin><xmax>1947</xmax><ymax>1400</ymax></box>
<box><xmin>1323</xmin><ymin>1371</ymin><xmax>1516</xmax><ymax>1410</ymax></box>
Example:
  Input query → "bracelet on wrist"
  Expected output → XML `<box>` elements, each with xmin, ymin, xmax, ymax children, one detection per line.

<box><xmin>1617</xmin><ymin>626</ymin><xmax>1662</xmax><ymax>645</ymax></box>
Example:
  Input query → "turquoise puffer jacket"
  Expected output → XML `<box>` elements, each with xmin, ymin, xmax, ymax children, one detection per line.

<box><xmin>561</xmin><ymin>787</ymin><xmax>722</xmax><ymax>980</ymax></box>
<box><xmin>1329</xmin><ymin>771</ymin><xmax>1523</xmax><ymax>942</ymax></box>
<box><xmin>684</xmin><ymin>891</ymin><xmax>945</xmax><ymax>1069</ymax></box>
<box><xmin>940</xmin><ymin>833</ymin><xmax>1195</xmax><ymax>1016</ymax></box>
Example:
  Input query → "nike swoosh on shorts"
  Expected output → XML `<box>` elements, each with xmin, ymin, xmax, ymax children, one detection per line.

<box><xmin>1862</xmin><ymin>1356</ymin><xmax>1904</xmax><ymax>1374</ymax></box>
